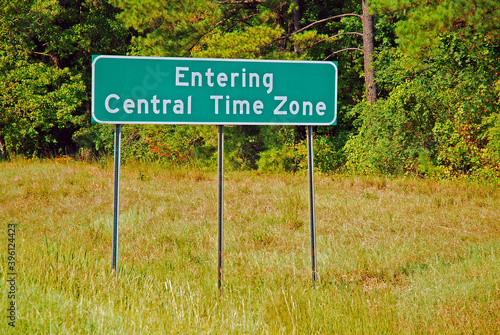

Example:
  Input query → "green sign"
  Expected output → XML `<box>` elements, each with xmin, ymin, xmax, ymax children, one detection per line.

<box><xmin>92</xmin><ymin>56</ymin><xmax>337</xmax><ymax>125</ymax></box>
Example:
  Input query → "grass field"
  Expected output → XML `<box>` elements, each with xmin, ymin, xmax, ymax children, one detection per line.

<box><xmin>1</xmin><ymin>158</ymin><xmax>499</xmax><ymax>334</ymax></box>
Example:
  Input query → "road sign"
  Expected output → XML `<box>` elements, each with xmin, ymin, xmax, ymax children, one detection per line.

<box><xmin>92</xmin><ymin>56</ymin><xmax>337</xmax><ymax>125</ymax></box>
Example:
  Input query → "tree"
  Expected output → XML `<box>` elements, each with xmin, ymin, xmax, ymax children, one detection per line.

<box><xmin>369</xmin><ymin>0</ymin><xmax>500</xmax><ymax>61</ymax></box>
<box><xmin>0</xmin><ymin>0</ymin><xmax>128</xmax><ymax>157</ymax></box>
<box><xmin>278</xmin><ymin>1</ymin><xmax>376</xmax><ymax>105</ymax></box>
<box><xmin>362</xmin><ymin>0</ymin><xmax>376</xmax><ymax>104</ymax></box>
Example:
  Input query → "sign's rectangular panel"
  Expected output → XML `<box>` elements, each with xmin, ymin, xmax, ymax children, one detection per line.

<box><xmin>92</xmin><ymin>56</ymin><xmax>337</xmax><ymax>125</ymax></box>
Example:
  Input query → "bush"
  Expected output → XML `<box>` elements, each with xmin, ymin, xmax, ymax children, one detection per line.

<box><xmin>257</xmin><ymin>134</ymin><xmax>344</xmax><ymax>173</ymax></box>
<box><xmin>0</xmin><ymin>62</ymin><xmax>85</xmax><ymax>157</ymax></box>
<box><xmin>345</xmin><ymin>33</ymin><xmax>500</xmax><ymax>178</ymax></box>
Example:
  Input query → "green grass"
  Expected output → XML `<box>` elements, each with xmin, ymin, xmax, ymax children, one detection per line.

<box><xmin>1</xmin><ymin>158</ymin><xmax>499</xmax><ymax>334</ymax></box>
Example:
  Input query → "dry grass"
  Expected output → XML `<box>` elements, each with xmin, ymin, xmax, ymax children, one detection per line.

<box><xmin>1</xmin><ymin>158</ymin><xmax>499</xmax><ymax>333</ymax></box>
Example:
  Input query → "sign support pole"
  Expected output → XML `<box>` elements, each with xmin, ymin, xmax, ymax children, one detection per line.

<box><xmin>112</xmin><ymin>124</ymin><xmax>122</xmax><ymax>276</ymax></box>
<box><xmin>307</xmin><ymin>126</ymin><xmax>318</xmax><ymax>284</ymax></box>
<box><xmin>217</xmin><ymin>125</ymin><xmax>224</xmax><ymax>293</ymax></box>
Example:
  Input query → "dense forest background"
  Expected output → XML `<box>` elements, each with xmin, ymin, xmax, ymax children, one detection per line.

<box><xmin>1</xmin><ymin>0</ymin><xmax>499</xmax><ymax>178</ymax></box>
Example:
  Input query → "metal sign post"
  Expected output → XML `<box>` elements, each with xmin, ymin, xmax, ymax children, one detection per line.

<box><xmin>217</xmin><ymin>125</ymin><xmax>224</xmax><ymax>293</ymax></box>
<box><xmin>307</xmin><ymin>126</ymin><xmax>317</xmax><ymax>283</ymax></box>
<box><xmin>112</xmin><ymin>124</ymin><xmax>122</xmax><ymax>275</ymax></box>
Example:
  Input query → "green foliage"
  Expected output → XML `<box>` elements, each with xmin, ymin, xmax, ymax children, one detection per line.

<box><xmin>416</xmin><ymin>151</ymin><xmax>446</xmax><ymax>179</ymax></box>
<box><xmin>72</xmin><ymin>124</ymin><xmax>115</xmax><ymax>156</ymax></box>
<box><xmin>0</xmin><ymin>0</ymin><xmax>367</xmax><ymax>170</ymax></box>
<box><xmin>3</xmin><ymin>0</ymin><xmax>498</xmax><ymax>180</ymax></box>
<box><xmin>111</xmin><ymin>0</ymin><xmax>218</xmax><ymax>57</ymax></box>
<box><xmin>0</xmin><ymin>61</ymin><xmax>85</xmax><ymax>156</ymax></box>
<box><xmin>223</xmin><ymin>126</ymin><xmax>266</xmax><ymax>170</ymax></box>
<box><xmin>0</xmin><ymin>0</ymin><xmax>128</xmax><ymax>157</ymax></box>
<box><xmin>114</xmin><ymin>125</ymin><xmax>218</xmax><ymax>167</ymax></box>
<box><xmin>345</xmin><ymin>31</ymin><xmax>500</xmax><ymax>178</ymax></box>
<box><xmin>482</xmin><ymin>112</ymin><xmax>500</xmax><ymax>174</ymax></box>
<box><xmin>369</xmin><ymin>0</ymin><xmax>500</xmax><ymax>60</ymax></box>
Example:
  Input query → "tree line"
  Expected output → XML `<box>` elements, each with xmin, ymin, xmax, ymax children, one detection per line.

<box><xmin>1</xmin><ymin>0</ymin><xmax>499</xmax><ymax>178</ymax></box>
